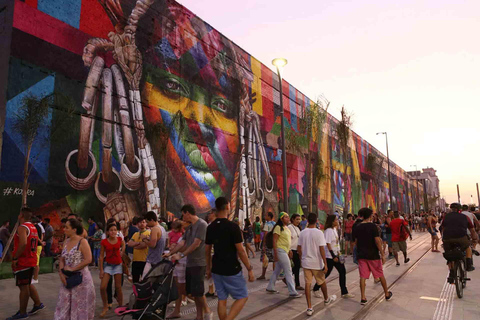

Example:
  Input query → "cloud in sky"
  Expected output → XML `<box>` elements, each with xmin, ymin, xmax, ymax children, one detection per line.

<box><xmin>179</xmin><ymin>0</ymin><xmax>480</xmax><ymax>204</ymax></box>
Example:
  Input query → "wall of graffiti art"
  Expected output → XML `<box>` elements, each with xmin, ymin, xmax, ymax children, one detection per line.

<box><xmin>0</xmin><ymin>0</ymin><xmax>424</xmax><ymax>252</ymax></box>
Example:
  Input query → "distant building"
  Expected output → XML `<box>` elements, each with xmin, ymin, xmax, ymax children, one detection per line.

<box><xmin>407</xmin><ymin>167</ymin><xmax>442</xmax><ymax>212</ymax></box>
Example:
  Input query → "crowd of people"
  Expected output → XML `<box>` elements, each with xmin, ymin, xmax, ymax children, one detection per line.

<box><xmin>4</xmin><ymin>201</ymin><xmax>480</xmax><ymax>319</ymax></box>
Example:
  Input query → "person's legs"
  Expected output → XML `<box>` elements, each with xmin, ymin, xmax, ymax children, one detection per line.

<box><xmin>325</xmin><ymin>259</ymin><xmax>334</xmax><ymax>278</ymax></box>
<box><xmin>278</xmin><ymin>249</ymin><xmax>298</xmax><ymax>295</ymax></box>
<box><xmin>100</xmin><ymin>274</ymin><xmax>111</xmax><ymax>316</ymax></box>
<box><xmin>319</xmin><ymin>281</ymin><xmax>328</xmax><ymax>300</ymax></box>
<box><xmin>28</xmin><ymin>284</ymin><xmax>41</xmax><ymax>306</ymax></box>
<box><xmin>334</xmin><ymin>260</ymin><xmax>348</xmax><ymax>295</ymax></box>
<box><xmin>225</xmin><ymin>298</ymin><xmax>248</xmax><ymax>320</ymax></box>
<box><xmin>45</xmin><ymin>242</ymin><xmax>52</xmax><ymax>257</ymax></box>
<box><xmin>292</xmin><ymin>250</ymin><xmax>301</xmax><ymax>288</ymax></box>
<box><xmin>392</xmin><ymin>242</ymin><xmax>400</xmax><ymax>264</ymax></box>
<box><xmin>114</xmin><ymin>273</ymin><xmax>123</xmax><ymax>306</ymax></box>
<box><xmin>19</xmin><ymin>285</ymin><xmax>30</xmax><ymax>314</ymax></box>
<box><xmin>303</xmin><ymin>270</ymin><xmax>313</xmax><ymax>309</ymax></box>
<box><xmin>434</xmin><ymin>235</ymin><xmax>440</xmax><ymax>251</ymax></box>
<box><xmin>266</xmin><ymin>257</ymin><xmax>282</xmax><ymax>291</ymax></box>
<box><xmin>359</xmin><ymin>278</ymin><xmax>367</xmax><ymax>301</ymax></box>
<box><xmin>107</xmin><ymin>275</ymin><xmax>113</xmax><ymax>305</ymax></box>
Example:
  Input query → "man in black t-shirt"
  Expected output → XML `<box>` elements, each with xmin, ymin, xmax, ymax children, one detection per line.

<box><xmin>352</xmin><ymin>208</ymin><xmax>392</xmax><ymax>305</ymax></box>
<box><xmin>441</xmin><ymin>203</ymin><xmax>478</xmax><ymax>276</ymax></box>
<box><xmin>206</xmin><ymin>197</ymin><xmax>255</xmax><ymax>320</ymax></box>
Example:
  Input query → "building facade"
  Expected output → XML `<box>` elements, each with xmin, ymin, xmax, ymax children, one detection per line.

<box><xmin>1</xmin><ymin>0</ymin><xmax>424</xmax><ymax>248</ymax></box>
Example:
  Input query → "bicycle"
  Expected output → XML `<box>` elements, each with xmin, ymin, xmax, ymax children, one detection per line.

<box><xmin>443</xmin><ymin>245</ymin><xmax>470</xmax><ymax>298</ymax></box>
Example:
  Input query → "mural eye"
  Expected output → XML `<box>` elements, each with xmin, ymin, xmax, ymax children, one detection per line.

<box><xmin>211</xmin><ymin>97</ymin><xmax>230</xmax><ymax>113</ymax></box>
<box><xmin>160</xmin><ymin>77</ymin><xmax>189</xmax><ymax>99</ymax></box>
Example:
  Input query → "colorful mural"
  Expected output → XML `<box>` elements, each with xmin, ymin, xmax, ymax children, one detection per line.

<box><xmin>0</xmin><ymin>0</ymin><xmax>424</xmax><ymax>239</ymax></box>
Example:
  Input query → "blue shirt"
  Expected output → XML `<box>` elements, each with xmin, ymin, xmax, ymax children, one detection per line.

<box><xmin>299</xmin><ymin>220</ymin><xmax>308</xmax><ymax>230</ymax></box>
<box><xmin>126</xmin><ymin>225</ymin><xmax>139</xmax><ymax>254</ymax></box>
<box><xmin>88</xmin><ymin>223</ymin><xmax>96</xmax><ymax>237</ymax></box>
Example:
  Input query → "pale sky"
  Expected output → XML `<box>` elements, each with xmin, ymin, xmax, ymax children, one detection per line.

<box><xmin>178</xmin><ymin>0</ymin><xmax>480</xmax><ymax>205</ymax></box>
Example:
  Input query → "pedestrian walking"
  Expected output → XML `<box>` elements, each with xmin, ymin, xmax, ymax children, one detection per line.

<box><xmin>91</xmin><ymin>222</ymin><xmax>104</xmax><ymax>267</ymax></box>
<box><xmin>99</xmin><ymin>223</ymin><xmax>125</xmax><ymax>318</ymax></box>
<box><xmin>167</xmin><ymin>204</ymin><xmax>213</xmax><ymax>320</ymax></box>
<box><xmin>43</xmin><ymin>218</ymin><xmax>54</xmax><ymax>257</ymax></box>
<box><xmin>165</xmin><ymin>219</ymin><xmax>188</xmax><ymax>319</ymax></box>
<box><xmin>257</xmin><ymin>212</ymin><xmax>276</xmax><ymax>280</ymax></box>
<box><xmin>253</xmin><ymin>216</ymin><xmax>262</xmax><ymax>252</ymax></box>
<box><xmin>141</xmin><ymin>211</ymin><xmax>167</xmax><ymax>279</ymax></box>
<box><xmin>54</xmin><ymin>218</ymin><xmax>95</xmax><ymax>320</ymax></box>
<box><xmin>243</xmin><ymin>218</ymin><xmax>255</xmax><ymax>258</ymax></box>
<box><xmin>390</xmin><ymin>211</ymin><xmax>412</xmax><ymax>266</ymax></box>
<box><xmin>7</xmin><ymin>208</ymin><xmax>45</xmax><ymax>320</ymax></box>
<box><xmin>318</xmin><ymin>214</ymin><xmax>354</xmax><ymax>298</ymax></box>
<box><xmin>352</xmin><ymin>208</ymin><xmax>392</xmax><ymax>305</ymax></box>
<box><xmin>266</xmin><ymin>212</ymin><xmax>302</xmax><ymax>298</ymax></box>
<box><xmin>31</xmin><ymin>216</ymin><xmax>44</xmax><ymax>285</ymax></box>
<box><xmin>297</xmin><ymin>213</ymin><xmax>336</xmax><ymax>316</ymax></box>
<box><xmin>287</xmin><ymin>213</ymin><xmax>303</xmax><ymax>290</ymax></box>
<box><xmin>205</xmin><ymin>197</ymin><xmax>255</xmax><ymax>320</ymax></box>
<box><xmin>126</xmin><ymin>217</ymin><xmax>150</xmax><ymax>282</ymax></box>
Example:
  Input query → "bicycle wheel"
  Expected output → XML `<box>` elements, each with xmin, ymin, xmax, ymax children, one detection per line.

<box><xmin>462</xmin><ymin>259</ymin><xmax>467</xmax><ymax>289</ymax></box>
<box><xmin>454</xmin><ymin>260</ymin><xmax>463</xmax><ymax>298</ymax></box>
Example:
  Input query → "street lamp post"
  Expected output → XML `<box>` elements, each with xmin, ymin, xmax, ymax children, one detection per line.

<box><xmin>410</xmin><ymin>165</ymin><xmax>419</xmax><ymax>212</ymax></box>
<box><xmin>377</xmin><ymin>132</ymin><xmax>393</xmax><ymax>211</ymax></box>
<box><xmin>272</xmin><ymin>58</ymin><xmax>288</xmax><ymax>213</ymax></box>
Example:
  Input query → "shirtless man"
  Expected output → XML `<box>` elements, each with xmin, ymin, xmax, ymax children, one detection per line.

<box><xmin>427</xmin><ymin>213</ymin><xmax>440</xmax><ymax>252</ymax></box>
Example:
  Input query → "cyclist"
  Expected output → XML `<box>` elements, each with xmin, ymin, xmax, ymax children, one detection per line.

<box><xmin>441</xmin><ymin>203</ymin><xmax>478</xmax><ymax>283</ymax></box>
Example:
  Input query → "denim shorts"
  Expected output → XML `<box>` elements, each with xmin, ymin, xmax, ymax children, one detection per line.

<box><xmin>104</xmin><ymin>263</ymin><xmax>123</xmax><ymax>275</ymax></box>
<box><xmin>212</xmin><ymin>271</ymin><xmax>248</xmax><ymax>301</ymax></box>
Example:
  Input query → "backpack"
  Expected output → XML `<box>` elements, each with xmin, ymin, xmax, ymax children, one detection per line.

<box><xmin>265</xmin><ymin>231</ymin><xmax>274</xmax><ymax>249</ymax></box>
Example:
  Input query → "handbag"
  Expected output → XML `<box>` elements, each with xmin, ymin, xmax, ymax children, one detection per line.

<box><xmin>62</xmin><ymin>239</ymin><xmax>84</xmax><ymax>289</ymax></box>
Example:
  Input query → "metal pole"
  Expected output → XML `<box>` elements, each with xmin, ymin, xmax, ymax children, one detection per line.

<box><xmin>276</xmin><ymin>66</ymin><xmax>289</xmax><ymax>213</ymax></box>
<box><xmin>476</xmin><ymin>183</ymin><xmax>480</xmax><ymax>208</ymax></box>
<box><xmin>457</xmin><ymin>184</ymin><xmax>461</xmax><ymax>203</ymax></box>
<box><xmin>385</xmin><ymin>133</ymin><xmax>393</xmax><ymax>211</ymax></box>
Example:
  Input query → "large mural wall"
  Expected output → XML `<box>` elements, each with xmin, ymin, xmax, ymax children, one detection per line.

<box><xmin>0</xmin><ymin>0</ymin><xmax>424</xmax><ymax>252</ymax></box>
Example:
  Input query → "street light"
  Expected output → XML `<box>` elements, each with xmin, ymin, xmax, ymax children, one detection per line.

<box><xmin>272</xmin><ymin>58</ymin><xmax>289</xmax><ymax>213</ymax></box>
<box><xmin>410</xmin><ymin>165</ymin><xmax>420</xmax><ymax>212</ymax></box>
<box><xmin>377</xmin><ymin>132</ymin><xmax>393</xmax><ymax>211</ymax></box>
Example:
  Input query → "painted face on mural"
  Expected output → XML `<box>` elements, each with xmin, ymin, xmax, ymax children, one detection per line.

<box><xmin>141</xmin><ymin>7</ymin><xmax>242</xmax><ymax>214</ymax></box>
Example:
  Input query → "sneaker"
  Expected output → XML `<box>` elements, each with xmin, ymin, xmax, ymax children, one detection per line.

<box><xmin>28</xmin><ymin>303</ymin><xmax>45</xmax><ymax>315</ymax></box>
<box><xmin>324</xmin><ymin>295</ymin><xmax>337</xmax><ymax>305</ymax></box>
<box><xmin>396</xmin><ymin>262</ymin><xmax>400</xmax><ymax>267</ymax></box>
<box><xmin>342</xmin><ymin>293</ymin><xmax>355</xmax><ymax>298</ymax></box>
<box><xmin>31</xmin><ymin>279</ymin><xmax>38</xmax><ymax>284</ymax></box>
<box><xmin>205</xmin><ymin>311</ymin><xmax>214</xmax><ymax>320</ymax></box>
<box><xmin>306</xmin><ymin>308</ymin><xmax>314</xmax><ymax>316</ymax></box>
<box><xmin>466</xmin><ymin>265</ymin><xmax>475</xmax><ymax>272</ymax></box>
<box><xmin>279</xmin><ymin>272</ymin><xmax>285</xmax><ymax>277</ymax></box>
<box><xmin>6</xmin><ymin>312</ymin><xmax>29</xmax><ymax>320</ymax></box>
<box><xmin>266</xmin><ymin>289</ymin><xmax>279</xmax><ymax>294</ymax></box>
<box><xmin>257</xmin><ymin>276</ymin><xmax>266</xmax><ymax>280</ymax></box>
<box><xmin>360</xmin><ymin>299</ymin><xmax>368</xmax><ymax>305</ymax></box>
<box><xmin>386</xmin><ymin>291</ymin><xmax>393</xmax><ymax>301</ymax></box>
<box><xmin>296</xmin><ymin>286</ymin><xmax>305</xmax><ymax>291</ymax></box>
<box><xmin>313</xmin><ymin>291</ymin><xmax>323</xmax><ymax>298</ymax></box>
<box><xmin>404</xmin><ymin>258</ymin><xmax>410</xmax><ymax>264</ymax></box>
<box><xmin>289</xmin><ymin>293</ymin><xmax>303</xmax><ymax>298</ymax></box>
<box><xmin>205</xmin><ymin>292</ymin><xmax>215</xmax><ymax>298</ymax></box>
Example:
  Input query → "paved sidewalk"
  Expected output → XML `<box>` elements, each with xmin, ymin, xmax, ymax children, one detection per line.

<box><xmin>0</xmin><ymin>232</ymin><xmax>432</xmax><ymax>320</ymax></box>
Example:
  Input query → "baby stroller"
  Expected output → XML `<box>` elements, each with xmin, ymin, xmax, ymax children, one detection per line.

<box><xmin>115</xmin><ymin>259</ymin><xmax>178</xmax><ymax>319</ymax></box>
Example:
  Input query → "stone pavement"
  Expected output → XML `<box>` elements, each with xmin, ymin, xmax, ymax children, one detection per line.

<box><xmin>3</xmin><ymin>231</ymin><xmax>477</xmax><ymax>320</ymax></box>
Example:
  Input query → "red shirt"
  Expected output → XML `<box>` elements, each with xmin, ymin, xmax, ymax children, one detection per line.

<box><xmin>101</xmin><ymin>237</ymin><xmax>123</xmax><ymax>265</ymax></box>
<box><xmin>168</xmin><ymin>231</ymin><xmax>183</xmax><ymax>247</ymax></box>
<box><xmin>390</xmin><ymin>218</ymin><xmax>409</xmax><ymax>242</ymax></box>
<box><xmin>13</xmin><ymin>222</ymin><xmax>38</xmax><ymax>270</ymax></box>
<box><xmin>345</xmin><ymin>220</ymin><xmax>355</xmax><ymax>234</ymax></box>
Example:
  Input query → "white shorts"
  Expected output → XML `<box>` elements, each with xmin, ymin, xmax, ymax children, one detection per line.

<box><xmin>173</xmin><ymin>259</ymin><xmax>187</xmax><ymax>284</ymax></box>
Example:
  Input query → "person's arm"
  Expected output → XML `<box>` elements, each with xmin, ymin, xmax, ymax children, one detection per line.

<box><xmin>375</xmin><ymin>236</ymin><xmax>385</xmax><ymax>264</ymax></box>
<box><xmin>405</xmin><ymin>221</ymin><xmax>412</xmax><ymax>239</ymax></box>
<box><xmin>66</xmin><ymin>239</ymin><xmax>92</xmax><ymax>271</ymax></box>
<box><xmin>127</xmin><ymin>238</ymin><xmax>138</xmax><ymax>248</ymax></box>
<box><xmin>120</xmin><ymin>239</ymin><xmax>126</xmax><ymax>256</ymax></box>
<box><xmin>235</xmin><ymin>242</ymin><xmax>255</xmax><ymax>281</ymax></box>
<box><xmin>319</xmin><ymin>246</ymin><xmax>328</xmax><ymax>274</ymax></box>
<box><xmin>205</xmin><ymin>244</ymin><xmax>213</xmax><ymax>279</ymax></box>
<box><xmin>272</xmin><ymin>233</ymin><xmax>279</xmax><ymax>261</ymax></box>
<box><xmin>12</xmin><ymin>226</ymin><xmax>27</xmax><ymax>263</ymax></box>
<box><xmin>165</xmin><ymin>239</ymin><xmax>186</xmax><ymax>257</ymax></box>
<box><xmin>99</xmin><ymin>243</ymin><xmax>105</xmax><ymax>279</ymax></box>
<box><xmin>143</xmin><ymin>227</ymin><xmax>160</xmax><ymax>248</ymax></box>
<box><xmin>173</xmin><ymin>238</ymin><xmax>202</xmax><ymax>259</ymax></box>
<box><xmin>297</xmin><ymin>244</ymin><xmax>302</xmax><ymax>257</ymax></box>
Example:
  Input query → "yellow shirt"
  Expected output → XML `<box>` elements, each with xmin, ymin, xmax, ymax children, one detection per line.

<box><xmin>131</xmin><ymin>230</ymin><xmax>151</xmax><ymax>262</ymax></box>
<box><xmin>273</xmin><ymin>225</ymin><xmax>291</xmax><ymax>253</ymax></box>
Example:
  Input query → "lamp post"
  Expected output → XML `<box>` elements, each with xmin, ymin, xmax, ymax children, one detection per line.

<box><xmin>272</xmin><ymin>58</ymin><xmax>288</xmax><ymax>213</ymax></box>
<box><xmin>377</xmin><ymin>132</ymin><xmax>393</xmax><ymax>211</ymax></box>
<box><xmin>410</xmin><ymin>165</ymin><xmax>419</xmax><ymax>212</ymax></box>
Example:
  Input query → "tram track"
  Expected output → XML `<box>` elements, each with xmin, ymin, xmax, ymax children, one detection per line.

<box><xmin>241</xmin><ymin>233</ymin><xmax>432</xmax><ymax>320</ymax></box>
